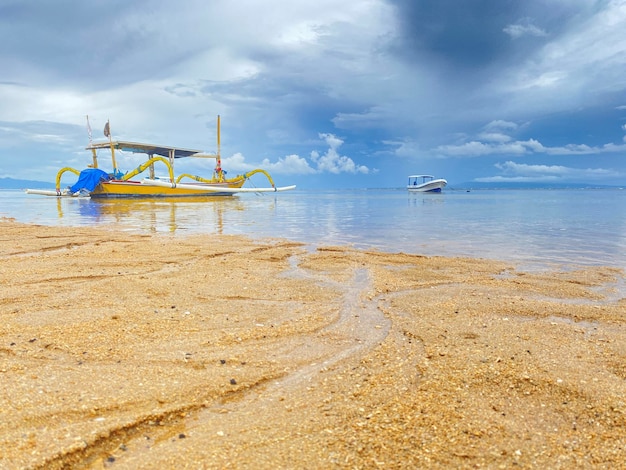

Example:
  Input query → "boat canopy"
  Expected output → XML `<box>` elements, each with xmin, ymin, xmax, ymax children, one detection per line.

<box><xmin>408</xmin><ymin>175</ymin><xmax>434</xmax><ymax>179</ymax></box>
<box><xmin>69</xmin><ymin>168</ymin><xmax>110</xmax><ymax>194</ymax></box>
<box><xmin>87</xmin><ymin>141</ymin><xmax>202</xmax><ymax>159</ymax></box>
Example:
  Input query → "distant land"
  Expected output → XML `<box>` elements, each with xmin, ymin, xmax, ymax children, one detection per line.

<box><xmin>0</xmin><ymin>178</ymin><xmax>57</xmax><ymax>190</ymax></box>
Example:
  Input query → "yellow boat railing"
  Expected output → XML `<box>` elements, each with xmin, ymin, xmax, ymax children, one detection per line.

<box><xmin>121</xmin><ymin>157</ymin><xmax>175</xmax><ymax>183</ymax></box>
<box><xmin>242</xmin><ymin>169</ymin><xmax>276</xmax><ymax>188</ymax></box>
<box><xmin>56</xmin><ymin>160</ymin><xmax>278</xmax><ymax>196</ymax></box>
<box><xmin>175</xmin><ymin>173</ymin><xmax>232</xmax><ymax>184</ymax></box>
<box><xmin>55</xmin><ymin>167</ymin><xmax>81</xmax><ymax>194</ymax></box>
<box><xmin>176</xmin><ymin>168</ymin><xmax>276</xmax><ymax>188</ymax></box>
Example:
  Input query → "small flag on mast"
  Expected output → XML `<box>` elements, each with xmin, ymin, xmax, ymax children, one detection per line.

<box><xmin>104</xmin><ymin>120</ymin><xmax>111</xmax><ymax>138</ymax></box>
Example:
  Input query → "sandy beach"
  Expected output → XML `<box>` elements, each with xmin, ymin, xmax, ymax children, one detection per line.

<box><xmin>1</xmin><ymin>219</ymin><xmax>625</xmax><ymax>469</ymax></box>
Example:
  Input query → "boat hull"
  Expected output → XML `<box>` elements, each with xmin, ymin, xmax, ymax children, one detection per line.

<box><xmin>90</xmin><ymin>179</ymin><xmax>244</xmax><ymax>198</ymax></box>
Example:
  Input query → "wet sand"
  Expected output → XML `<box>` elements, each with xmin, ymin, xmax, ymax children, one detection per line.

<box><xmin>1</xmin><ymin>219</ymin><xmax>625</xmax><ymax>469</ymax></box>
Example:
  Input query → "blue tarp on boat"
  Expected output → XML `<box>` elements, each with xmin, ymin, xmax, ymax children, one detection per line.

<box><xmin>69</xmin><ymin>169</ymin><xmax>110</xmax><ymax>194</ymax></box>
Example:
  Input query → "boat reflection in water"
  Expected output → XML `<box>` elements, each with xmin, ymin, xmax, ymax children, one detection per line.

<box><xmin>55</xmin><ymin>196</ymin><xmax>255</xmax><ymax>235</ymax></box>
<box><xmin>407</xmin><ymin>194</ymin><xmax>446</xmax><ymax>206</ymax></box>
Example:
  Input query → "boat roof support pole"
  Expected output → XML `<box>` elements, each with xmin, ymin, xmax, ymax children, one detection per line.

<box><xmin>91</xmin><ymin>148</ymin><xmax>98</xmax><ymax>169</ymax></box>
<box><xmin>109</xmin><ymin>144</ymin><xmax>118</xmax><ymax>174</ymax></box>
<box><xmin>169</xmin><ymin>149</ymin><xmax>175</xmax><ymax>173</ymax></box>
<box><xmin>104</xmin><ymin>120</ymin><xmax>118</xmax><ymax>174</ymax></box>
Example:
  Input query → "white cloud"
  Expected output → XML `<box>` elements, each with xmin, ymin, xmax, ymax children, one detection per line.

<box><xmin>476</xmin><ymin>160</ymin><xmax>621</xmax><ymax>182</ymax></box>
<box><xmin>310</xmin><ymin>133</ymin><xmax>370</xmax><ymax>174</ymax></box>
<box><xmin>434</xmin><ymin>123</ymin><xmax>626</xmax><ymax>157</ymax></box>
<box><xmin>434</xmin><ymin>140</ymin><xmax>529</xmax><ymax>157</ymax></box>
<box><xmin>208</xmin><ymin>132</ymin><xmax>370</xmax><ymax>176</ymax></box>
<box><xmin>484</xmin><ymin>120</ymin><xmax>518</xmax><ymax>132</ymax></box>
<box><xmin>260</xmin><ymin>154</ymin><xmax>317</xmax><ymax>175</ymax></box>
<box><xmin>495</xmin><ymin>160</ymin><xmax>568</xmax><ymax>176</ymax></box>
<box><xmin>389</xmin><ymin>139</ymin><xmax>423</xmax><ymax>158</ymax></box>
<box><xmin>219</xmin><ymin>152</ymin><xmax>251</xmax><ymax>172</ymax></box>
<box><xmin>503</xmin><ymin>21</ymin><xmax>548</xmax><ymax>39</ymax></box>
<box><xmin>501</xmin><ymin>2</ymin><xmax>626</xmax><ymax>101</ymax></box>
<box><xmin>477</xmin><ymin>132</ymin><xmax>512</xmax><ymax>143</ymax></box>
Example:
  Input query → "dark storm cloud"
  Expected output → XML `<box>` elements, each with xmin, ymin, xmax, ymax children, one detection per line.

<box><xmin>385</xmin><ymin>0</ymin><xmax>596</xmax><ymax>71</ymax></box>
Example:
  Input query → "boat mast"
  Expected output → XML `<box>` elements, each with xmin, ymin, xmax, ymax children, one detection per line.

<box><xmin>104</xmin><ymin>119</ymin><xmax>118</xmax><ymax>175</ymax></box>
<box><xmin>217</xmin><ymin>114</ymin><xmax>221</xmax><ymax>169</ymax></box>
<box><xmin>86</xmin><ymin>115</ymin><xmax>98</xmax><ymax>169</ymax></box>
<box><xmin>215</xmin><ymin>115</ymin><xmax>223</xmax><ymax>181</ymax></box>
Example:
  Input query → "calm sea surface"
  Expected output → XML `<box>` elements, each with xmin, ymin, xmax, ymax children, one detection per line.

<box><xmin>2</xmin><ymin>188</ymin><xmax>626</xmax><ymax>271</ymax></box>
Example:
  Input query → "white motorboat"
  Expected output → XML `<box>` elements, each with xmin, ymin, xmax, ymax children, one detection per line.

<box><xmin>407</xmin><ymin>175</ymin><xmax>447</xmax><ymax>193</ymax></box>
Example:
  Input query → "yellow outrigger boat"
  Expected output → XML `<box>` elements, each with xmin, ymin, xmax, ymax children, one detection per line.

<box><xmin>26</xmin><ymin>116</ymin><xmax>295</xmax><ymax>198</ymax></box>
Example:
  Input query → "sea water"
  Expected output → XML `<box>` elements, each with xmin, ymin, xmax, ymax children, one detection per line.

<box><xmin>2</xmin><ymin>188</ymin><xmax>626</xmax><ymax>271</ymax></box>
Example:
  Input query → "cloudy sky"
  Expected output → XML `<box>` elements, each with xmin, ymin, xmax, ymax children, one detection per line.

<box><xmin>1</xmin><ymin>0</ymin><xmax>626</xmax><ymax>188</ymax></box>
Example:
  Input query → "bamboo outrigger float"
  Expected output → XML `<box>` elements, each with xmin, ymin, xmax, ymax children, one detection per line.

<box><xmin>26</xmin><ymin>116</ymin><xmax>295</xmax><ymax>198</ymax></box>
